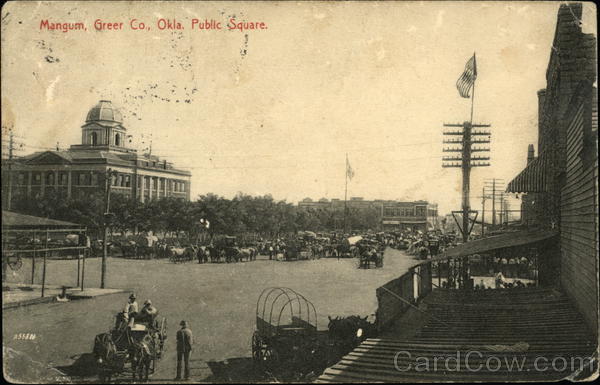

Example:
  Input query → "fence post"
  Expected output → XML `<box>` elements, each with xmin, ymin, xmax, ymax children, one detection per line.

<box><xmin>41</xmin><ymin>230</ymin><xmax>48</xmax><ymax>298</ymax></box>
<box><xmin>77</xmin><ymin>252</ymin><xmax>80</xmax><ymax>287</ymax></box>
<box><xmin>32</xmin><ymin>230</ymin><xmax>36</xmax><ymax>285</ymax></box>
<box><xmin>81</xmin><ymin>247</ymin><xmax>86</xmax><ymax>291</ymax></box>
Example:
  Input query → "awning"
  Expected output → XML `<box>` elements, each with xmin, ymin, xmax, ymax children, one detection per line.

<box><xmin>440</xmin><ymin>229</ymin><xmax>559</xmax><ymax>259</ymax></box>
<box><xmin>506</xmin><ymin>153</ymin><xmax>550</xmax><ymax>193</ymax></box>
<box><xmin>2</xmin><ymin>211</ymin><xmax>82</xmax><ymax>230</ymax></box>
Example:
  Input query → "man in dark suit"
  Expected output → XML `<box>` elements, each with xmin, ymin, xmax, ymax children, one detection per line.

<box><xmin>175</xmin><ymin>320</ymin><xmax>193</xmax><ymax>380</ymax></box>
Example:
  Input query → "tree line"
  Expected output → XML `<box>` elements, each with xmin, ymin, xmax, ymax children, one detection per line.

<box><xmin>11</xmin><ymin>191</ymin><xmax>382</xmax><ymax>238</ymax></box>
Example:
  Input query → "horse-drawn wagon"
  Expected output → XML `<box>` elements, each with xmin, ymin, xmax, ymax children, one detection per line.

<box><xmin>283</xmin><ymin>239</ymin><xmax>314</xmax><ymax>261</ymax></box>
<box><xmin>252</xmin><ymin>288</ymin><xmax>322</xmax><ymax>374</ymax></box>
<box><xmin>93</xmin><ymin>313</ymin><xmax>167</xmax><ymax>381</ymax></box>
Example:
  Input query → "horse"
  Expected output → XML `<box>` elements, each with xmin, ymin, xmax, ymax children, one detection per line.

<box><xmin>358</xmin><ymin>248</ymin><xmax>379</xmax><ymax>269</ymax></box>
<box><xmin>238</xmin><ymin>247</ymin><xmax>254</xmax><ymax>262</ymax></box>
<box><xmin>196</xmin><ymin>245</ymin><xmax>210</xmax><ymax>263</ymax></box>
<box><xmin>155</xmin><ymin>242</ymin><xmax>169</xmax><ymax>259</ymax></box>
<box><xmin>208</xmin><ymin>246</ymin><xmax>221</xmax><ymax>263</ymax></box>
<box><xmin>129</xmin><ymin>333</ymin><xmax>154</xmax><ymax>381</ymax></box>
<box><xmin>93</xmin><ymin>333</ymin><xmax>122</xmax><ymax>382</ymax></box>
<box><xmin>328</xmin><ymin>315</ymin><xmax>376</xmax><ymax>353</ymax></box>
<box><xmin>247</xmin><ymin>247</ymin><xmax>258</xmax><ymax>261</ymax></box>
<box><xmin>223</xmin><ymin>247</ymin><xmax>240</xmax><ymax>263</ymax></box>
<box><xmin>168</xmin><ymin>246</ymin><xmax>194</xmax><ymax>263</ymax></box>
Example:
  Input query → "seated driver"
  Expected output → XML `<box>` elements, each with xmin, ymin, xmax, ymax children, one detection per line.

<box><xmin>138</xmin><ymin>299</ymin><xmax>159</xmax><ymax>328</ymax></box>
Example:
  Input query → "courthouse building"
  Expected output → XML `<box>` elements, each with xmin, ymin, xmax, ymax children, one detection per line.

<box><xmin>2</xmin><ymin>100</ymin><xmax>191</xmax><ymax>207</ymax></box>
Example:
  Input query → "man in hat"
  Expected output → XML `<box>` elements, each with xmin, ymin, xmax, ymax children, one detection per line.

<box><xmin>122</xmin><ymin>293</ymin><xmax>139</xmax><ymax>327</ymax></box>
<box><xmin>138</xmin><ymin>299</ymin><xmax>158</xmax><ymax>327</ymax></box>
<box><xmin>175</xmin><ymin>320</ymin><xmax>193</xmax><ymax>380</ymax></box>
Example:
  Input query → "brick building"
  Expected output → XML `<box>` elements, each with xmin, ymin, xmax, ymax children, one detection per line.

<box><xmin>298</xmin><ymin>197</ymin><xmax>439</xmax><ymax>231</ymax></box>
<box><xmin>2</xmin><ymin>100</ymin><xmax>192</xmax><ymax>208</ymax></box>
<box><xmin>507</xmin><ymin>3</ymin><xmax>597</xmax><ymax>336</ymax></box>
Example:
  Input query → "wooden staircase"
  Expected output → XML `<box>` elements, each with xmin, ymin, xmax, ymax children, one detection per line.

<box><xmin>317</xmin><ymin>288</ymin><xmax>597</xmax><ymax>382</ymax></box>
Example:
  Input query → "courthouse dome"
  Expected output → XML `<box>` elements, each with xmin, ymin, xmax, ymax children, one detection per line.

<box><xmin>85</xmin><ymin>100</ymin><xmax>123</xmax><ymax>124</ymax></box>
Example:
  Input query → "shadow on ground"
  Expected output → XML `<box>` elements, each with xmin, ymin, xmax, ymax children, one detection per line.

<box><xmin>204</xmin><ymin>357</ymin><xmax>268</xmax><ymax>383</ymax></box>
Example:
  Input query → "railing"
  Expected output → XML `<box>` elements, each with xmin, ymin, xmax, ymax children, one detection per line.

<box><xmin>375</xmin><ymin>260</ymin><xmax>433</xmax><ymax>332</ymax></box>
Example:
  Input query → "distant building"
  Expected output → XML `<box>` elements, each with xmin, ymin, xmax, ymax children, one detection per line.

<box><xmin>297</xmin><ymin>197</ymin><xmax>439</xmax><ymax>232</ymax></box>
<box><xmin>2</xmin><ymin>100</ymin><xmax>192</xmax><ymax>208</ymax></box>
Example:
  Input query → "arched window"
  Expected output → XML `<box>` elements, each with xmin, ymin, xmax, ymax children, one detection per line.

<box><xmin>90</xmin><ymin>132</ymin><xmax>98</xmax><ymax>146</ymax></box>
<box><xmin>115</xmin><ymin>133</ymin><xmax>121</xmax><ymax>146</ymax></box>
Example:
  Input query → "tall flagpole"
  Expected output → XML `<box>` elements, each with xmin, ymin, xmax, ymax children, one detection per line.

<box><xmin>470</xmin><ymin>53</ymin><xmax>476</xmax><ymax>124</ymax></box>
<box><xmin>343</xmin><ymin>153</ymin><xmax>348</xmax><ymax>234</ymax></box>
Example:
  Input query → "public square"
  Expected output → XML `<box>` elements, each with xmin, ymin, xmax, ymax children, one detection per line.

<box><xmin>3</xmin><ymin>249</ymin><xmax>418</xmax><ymax>382</ymax></box>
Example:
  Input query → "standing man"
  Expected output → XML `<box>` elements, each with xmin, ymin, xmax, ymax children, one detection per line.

<box><xmin>175</xmin><ymin>320</ymin><xmax>193</xmax><ymax>380</ymax></box>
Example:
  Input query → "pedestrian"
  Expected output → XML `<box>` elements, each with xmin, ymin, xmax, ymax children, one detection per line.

<box><xmin>175</xmin><ymin>320</ymin><xmax>193</xmax><ymax>380</ymax></box>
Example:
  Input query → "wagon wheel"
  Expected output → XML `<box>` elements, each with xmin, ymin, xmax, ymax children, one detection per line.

<box><xmin>158</xmin><ymin>318</ymin><xmax>167</xmax><ymax>357</ymax></box>
<box><xmin>252</xmin><ymin>331</ymin><xmax>263</xmax><ymax>363</ymax></box>
<box><xmin>252</xmin><ymin>332</ymin><xmax>278</xmax><ymax>367</ymax></box>
<box><xmin>7</xmin><ymin>255</ymin><xmax>23</xmax><ymax>271</ymax></box>
<box><xmin>150</xmin><ymin>353</ymin><xmax>157</xmax><ymax>374</ymax></box>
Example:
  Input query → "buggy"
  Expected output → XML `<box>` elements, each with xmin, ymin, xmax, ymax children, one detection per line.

<box><xmin>93</xmin><ymin>313</ymin><xmax>167</xmax><ymax>381</ymax></box>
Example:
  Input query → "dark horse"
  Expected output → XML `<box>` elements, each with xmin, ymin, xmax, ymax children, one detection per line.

<box><xmin>328</xmin><ymin>315</ymin><xmax>377</xmax><ymax>352</ymax></box>
<box><xmin>93</xmin><ymin>332</ymin><xmax>123</xmax><ymax>382</ymax></box>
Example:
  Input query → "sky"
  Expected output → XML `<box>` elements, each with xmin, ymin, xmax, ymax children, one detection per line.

<box><xmin>1</xmin><ymin>1</ymin><xmax>597</xmax><ymax>215</ymax></box>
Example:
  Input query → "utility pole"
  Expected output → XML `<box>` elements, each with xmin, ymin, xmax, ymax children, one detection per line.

<box><xmin>443</xmin><ymin>52</ymin><xmax>492</xmax><ymax>242</ymax></box>
<box><xmin>7</xmin><ymin>129</ymin><xmax>14</xmax><ymax>210</ymax></box>
<box><xmin>484</xmin><ymin>178</ymin><xmax>504</xmax><ymax>231</ymax></box>
<box><xmin>442</xmin><ymin>122</ymin><xmax>491</xmax><ymax>242</ymax></box>
<box><xmin>481</xmin><ymin>187</ymin><xmax>486</xmax><ymax>236</ymax></box>
<box><xmin>2</xmin><ymin>127</ymin><xmax>25</xmax><ymax>211</ymax></box>
<box><xmin>492</xmin><ymin>179</ymin><xmax>496</xmax><ymax>226</ymax></box>
<box><xmin>101</xmin><ymin>168</ymin><xmax>116</xmax><ymax>289</ymax></box>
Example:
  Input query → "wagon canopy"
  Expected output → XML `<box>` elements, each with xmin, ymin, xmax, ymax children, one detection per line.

<box><xmin>344</xmin><ymin>236</ymin><xmax>363</xmax><ymax>246</ymax></box>
<box><xmin>256</xmin><ymin>287</ymin><xmax>317</xmax><ymax>337</ymax></box>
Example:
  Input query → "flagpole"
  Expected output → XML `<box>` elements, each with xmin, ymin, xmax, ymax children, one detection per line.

<box><xmin>470</xmin><ymin>52</ymin><xmax>476</xmax><ymax>124</ymax></box>
<box><xmin>344</xmin><ymin>153</ymin><xmax>348</xmax><ymax>234</ymax></box>
<box><xmin>463</xmin><ymin>52</ymin><xmax>476</xmax><ymax>243</ymax></box>
<box><xmin>470</xmin><ymin>78</ymin><xmax>475</xmax><ymax>124</ymax></box>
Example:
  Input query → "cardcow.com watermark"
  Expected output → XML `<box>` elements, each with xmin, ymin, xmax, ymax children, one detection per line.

<box><xmin>393</xmin><ymin>351</ymin><xmax>596</xmax><ymax>373</ymax></box>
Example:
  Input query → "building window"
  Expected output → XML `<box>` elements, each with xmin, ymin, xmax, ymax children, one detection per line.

<box><xmin>125</xmin><ymin>175</ymin><xmax>131</xmax><ymax>187</ymax></box>
<box><xmin>34</xmin><ymin>173</ymin><xmax>41</xmax><ymax>184</ymax></box>
<box><xmin>18</xmin><ymin>173</ymin><xmax>25</xmax><ymax>185</ymax></box>
<box><xmin>90</xmin><ymin>132</ymin><xmax>98</xmax><ymax>146</ymax></box>
<box><xmin>91</xmin><ymin>173</ymin><xmax>98</xmax><ymax>186</ymax></box>
<box><xmin>78</xmin><ymin>173</ymin><xmax>85</xmax><ymax>185</ymax></box>
<box><xmin>47</xmin><ymin>173</ymin><xmax>54</xmax><ymax>185</ymax></box>
<box><xmin>115</xmin><ymin>133</ymin><xmax>121</xmax><ymax>146</ymax></box>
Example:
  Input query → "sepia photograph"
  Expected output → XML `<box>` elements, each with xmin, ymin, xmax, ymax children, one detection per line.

<box><xmin>1</xmin><ymin>0</ymin><xmax>598</xmax><ymax>383</ymax></box>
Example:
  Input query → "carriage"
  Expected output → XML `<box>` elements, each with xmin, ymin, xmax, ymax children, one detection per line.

<box><xmin>284</xmin><ymin>239</ymin><xmax>313</xmax><ymax>261</ymax></box>
<box><xmin>252</xmin><ymin>288</ymin><xmax>322</xmax><ymax>374</ymax></box>
<box><xmin>357</xmin><ymin>241</ymin><xmax>384</xmax><ymax>269</ymax></box>
<box><xmin>93</xmin><ymin>313</ymin><xmax>168</xmax><ymax>381</ymax></box>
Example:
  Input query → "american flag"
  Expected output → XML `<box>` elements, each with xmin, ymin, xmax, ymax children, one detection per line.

<box><xmin>456</xmin><ymin>54</ymin><xmax>477</xmax><ymax>98</ymax></box>
<box><xmin>346</xmin><ymin>155</ymin><xmax>355</xmax><ymax>181</ymax></box>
